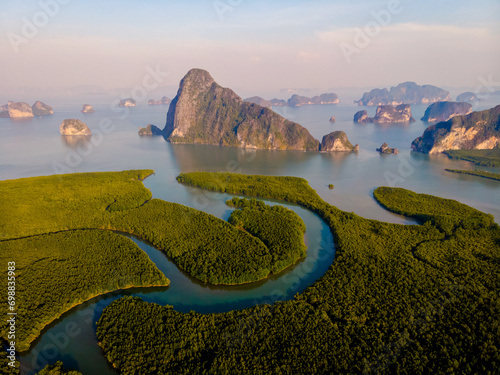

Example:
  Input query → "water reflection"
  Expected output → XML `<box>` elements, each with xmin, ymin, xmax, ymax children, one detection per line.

<box><xmin>60</xmin><ymin>135</ymin><xmax>92</xmax><ymax>150</ymax></box>
<box><xmin>169</xmin><ymin>143</ymin><xmax>319</xmax><ymax>174</ymax></box>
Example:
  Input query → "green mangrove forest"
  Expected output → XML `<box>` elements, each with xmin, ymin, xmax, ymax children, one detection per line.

<box><xmin>444</xmin><ymin>148</ymin><xmax>500</xmax><ymax>167</ymax></box>
<box><xmin>0</xmin><ymin>169</ymin><xmax>311</xmax><ymax>366</ymax></box>
<box><xmin>445</xmin><ymin>169</ymin><xmax>500</xmax><ymax>181</ymax></box>
<box><xmin>95</xmin><ymin>172</ymin><xmax>500</xmax><ymax>374</ymax></box>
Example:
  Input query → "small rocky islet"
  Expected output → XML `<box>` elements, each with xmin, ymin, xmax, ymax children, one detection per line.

<box><xmin>320</xmin><ymin>131</ymin><xmax>359</xmax><ymax>152</ymax></box>
<box><xmin>81</xmin><ymin>104</ymin><xmax>96</xmax><ymax>113</ymax></box>
<box><xmin>60</xmin><ymin>119</ymin><xmax>92</xmax><ymax>136</ymax></box>
<box><xmin>377</xmin><ymin>143</ymin><xmax>399</xmax><ymax>155</ymax></box>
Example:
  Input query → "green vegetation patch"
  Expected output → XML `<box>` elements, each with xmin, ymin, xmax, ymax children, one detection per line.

<box><xmin>1</xmin><ymin>170</ymin><xmax>314</xmax><ymax>354</ymax></box>
<box><xmin>1</xmin><ymin>170</ymin><xmax>301</xmax><ymax>287</ymax></box>
<box><xmin>445</xmin><ymin>168</ymin><xmax>500</xmax><ymax>181</ymax></box>
<box><xmin>0</xmin><ymin>230</ymin><xmax>170</xmax><ymax>352</ymax></box>
<box><xmin>0</xmin><ymin>169</ymin><xmax>154</xmax><ymax>240</ymax></box>
<box><xmin>108</xmin><ymin>199</ymin><xmax>273</xmax><ymax>285</ymax></box>
<box><xmin>374</xmin><ymin>186</ymin><xmax>494</xmax><ymax>235</ymax></box>
<box><xmin>226</xmin><ymin>198</ymin><xmax>307</xmax><ymax>274</ymax></box>
<box><xmin>444</xmin><ymin>148</ymin><xmax>500</xmax><ymax>167</ymax></box>
<box><xmin>97</xmin><ymin>173</ymin><xmax>500</xmax><ymax>374</ymax></box>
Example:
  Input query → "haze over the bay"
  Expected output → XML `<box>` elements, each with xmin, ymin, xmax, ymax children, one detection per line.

<box><xmin>1</xmin><ymin>0</ymin><xmax>499</xmax><ymax>99</ymax></box>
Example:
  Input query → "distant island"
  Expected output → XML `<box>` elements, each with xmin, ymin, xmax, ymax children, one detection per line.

<box><xmin>287</xmin><ymin>93</ymin><xmax>339</xmax><ymax>107</ymax></box>
<box><xmin>148</xmin><ymin>96</ymin><xmax>171</xmax><ymax>106</ymax></box>
<box><xmin>81</xmin><ymin>104</ymin><xmax>95</xmax><ymax>113</ymax></box>
<box><xmin>412</xmin><ymin>105</ymin><xmax>500</xmax><ymax>154</ymax></box>
<box><xmin>0</xmin><ymin>101</ymin><xmax>53</xmax><ymax>118</ymax></box>
<box><xmin>354</xmin><ymin>104</ymin><xmax>415</xmax><ymax>123</ymax></box>
<box><xmin>421</xmin><ymin>101</ymin><xmax>472</xmax><ymax>122</ymax></box>
<box><xmin>243</xmin><ymin>93</ymin><xmax>339</xmax><ymax>109</ymax></box>
<box><xmin>456</xmin><ymin>92</ymin><xmax>480</xmax><ymax>103</ymax></box>
<box><xmin>118</xmin><ymin>98</ymin><xmax>137</xmax><ymax>107</ymax></box>
<box><xmin>161</xmin><ymin>68</ymin><xmax>321</xmax><ymax>151</ymax></box>
<box><xmin>356</xmin><ymin>82</ymin><xmax>450</xmax><ymax>106</ymax></box>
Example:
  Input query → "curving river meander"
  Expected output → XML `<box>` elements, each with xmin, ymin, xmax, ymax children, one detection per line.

<box><xmin>19</xmin><ymin>181</ymin><xmax>336</xmax><ymax>375</ymax></box>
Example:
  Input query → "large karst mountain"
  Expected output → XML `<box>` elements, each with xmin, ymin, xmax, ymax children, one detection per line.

<box><xmin>162</xmin><ymin>69</ymin><xmax>320</xmax><ymax>151</ymax></box>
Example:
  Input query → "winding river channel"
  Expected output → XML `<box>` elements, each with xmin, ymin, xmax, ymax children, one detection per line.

<box><xmin>19</xmin><ymin>187</ymin><xmax>335</xmax><ymax>375</ymax></box>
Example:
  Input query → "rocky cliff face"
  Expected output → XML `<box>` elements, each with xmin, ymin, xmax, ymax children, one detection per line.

<box><xmin>356</xmin><ymin>82</ymin><xmax>450</xmax><ymax>106</ymax></box>
<box><xmin>412</xmin><ymin>105</ymin><xmax>500</xmax><ymax>154</ymax></box>
<box><xmin>354</xmin><ymin>105</ymin><xmax>414</xmax><ymax>123</ymax></box>
<box><xmin>421</xmin><ymin>101</ymin><xmax>472</xmax><ymax>123</ymax></box>
<box><xmin>60</xmin><ymin>119</ymin><xmax>92</xmax><ymax>135</ymax></box>
<box><xmin>32</xmin><ymin>101</ymin><xmax>53</xmax><ymax>116</ymax></box>
<box><xmin>243</xmin><ymin>96</ymin><xmax>272</xmax><ymax>109</ymax></box>
<box><xmin>163</xmin><ymin>69</ymin><xmax>320</xmax><ymax>151</ymax></box>
<box><xmin>288</xmin><ymin>93</ymin><xmax>339</xmax><ymax>107</ymax></box>
<box><xmin>320</xmin><ymin>131</ymin><xmax>357</xmax><ymax>152</ymax></box>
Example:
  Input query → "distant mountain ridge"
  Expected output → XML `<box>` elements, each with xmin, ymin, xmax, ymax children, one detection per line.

<box><xmin>243</xmin><ymin>93</ymin><xmax>339</xmax><ymax>108</ymax></box>
<box><xmin>356</xmin><ymin>82</ymin><xmax>450</xmax><ymax>106</ymax></box>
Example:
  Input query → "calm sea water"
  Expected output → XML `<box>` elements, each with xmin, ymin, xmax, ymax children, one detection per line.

<box><xmin>1</xmin><ymin>96</ymin><xmax>498</xmax><ymax>374</ymax></box>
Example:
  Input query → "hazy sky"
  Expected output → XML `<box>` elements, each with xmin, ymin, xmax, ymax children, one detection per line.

<box><xmin>1</xmin><ymin>0</ymin><xmax>499</xmax><ymax>98</ymax></box>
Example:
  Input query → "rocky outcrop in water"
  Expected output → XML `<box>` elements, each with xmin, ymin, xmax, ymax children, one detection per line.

<box><xmin>138</xmin><ymin>124</ymin><xmax>163</xmax><ymax>136</ymax></box>
<box><xmin>320</xmin><ymin>131</ymin><xmax>357</xmax><ymax>152</ymax></box>
<box><xmin>81</xmin><ymin>104</ymin><xmax>95</xmax><ymax>113</ymax></box>
<box><xmin>373</xmin><ymin>105</ymin><xmax>415</xmax><ymax>123</ymax></box>
<box><xmin>353</xmin><ymin>110</ymin><xmax>371</xmax><ymax>123</ymax></box>
<box><xmin>32</xmin><ymin>101</ymin><xmax>53</xmax><ymax>116</ymax></box>
<box><xmin>162</xmin><ymin>68</ymin><xmax>320</xmax><ymax>151</ymax></box>
<box><xmin>243</xmin><ymin>96</ymin><xmax>272</xmax><ymax>109</ymax></box>
<box><xmin>118</xmin><ymin>98</ymin><xmax>136</xmax><ymax>107</ymax></box>
<box><xmin>329</xmin><ymin>116</ymin><xmax>336</xmax><ymax>123</ymax></box>
<box><xmin>356</xmin><ymin>82</ymin><xmax>450</xmax><ymax>106</ymax></box>
<box><xmin>288</xmin><ymin>93</ymin><xmax>339</xmax><ymax>107</ymax></box>
<box><xmin>60</xmin><ymin>119</ymin><xmax>92</xmax><ymax>135</ymax></box>
<box><xmin>377</xmin><ymin>143</ymin><xmax>399</xmax><ymax>154</ymax></box>
<box><xmin>354</xmin><ymin>105</ymin><xmax>414</xmax><ymax>123</ymax></box>
<box><xmin>411</xmin><ymin>105</ymin><xmax>500</xmax><ymax>154</ymax></box>
<box><xmin>421</xmin><ymin>101</ymin><xmax>472</xmax><ymax>123</ymax></box>
<box><xmin>0</xmin><ymin>101</ymin><xmax>34</xmax><ymax>118</ymax></box>
<box><xmin>456</xmin><ymin>92</ymin><xmax>479</xmax><ymax>103</ymax></box>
